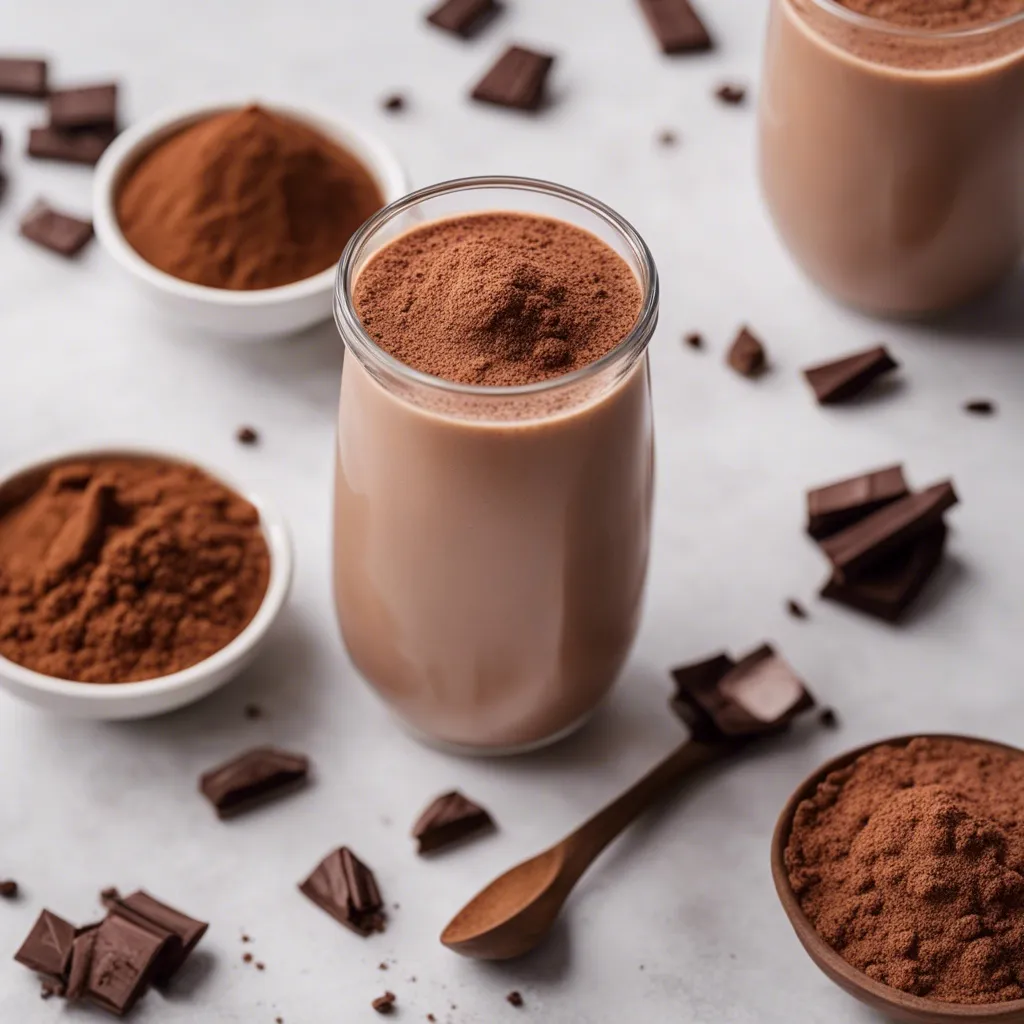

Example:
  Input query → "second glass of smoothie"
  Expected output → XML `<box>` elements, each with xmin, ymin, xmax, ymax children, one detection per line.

<box><xmin>332</xmin><ymin>177</ymin><xmax>658</xmax><ymax>753</ymax></box>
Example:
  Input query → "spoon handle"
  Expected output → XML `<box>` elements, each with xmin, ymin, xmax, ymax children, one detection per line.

<box><xmin>560</xmin><ymin>739</ymin><xmax>727</xmax><ymax>879</ymax></box>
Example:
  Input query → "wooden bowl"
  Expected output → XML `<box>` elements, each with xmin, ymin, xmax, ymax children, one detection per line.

<box><xmin>771</xmin><ymin>734</ymin><xmax>1024</xmax><ymax>1024</ymax></box>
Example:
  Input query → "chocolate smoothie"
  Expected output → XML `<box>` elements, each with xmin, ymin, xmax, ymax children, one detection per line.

<box><xmin>333</xmin><ymin>203</ymin><xmax>654</xmax><ymax>751</ymax></box>
<box><xmin>760</xmin><ymin>0</ymin><xmax>1024</xmax><ymax>315</ymax></box>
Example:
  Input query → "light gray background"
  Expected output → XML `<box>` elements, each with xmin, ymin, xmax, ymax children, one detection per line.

<box><xmin>0</xmin><ymin>1</ymin><xmax>1022</xmax><ymax>1021</ymax></box>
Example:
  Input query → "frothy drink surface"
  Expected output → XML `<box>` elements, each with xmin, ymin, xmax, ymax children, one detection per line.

<box><xmin>835</xmin><ymin>0</ymin><xmax>1024</xmax><ymax>32</ymax></box>
<box><xmin>334</xmin><ymin>211</ymin><xmax>652</xmax><ymax>750</ymax></box>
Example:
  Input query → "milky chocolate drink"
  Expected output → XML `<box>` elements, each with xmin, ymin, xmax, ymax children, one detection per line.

<box><xmin>759</xmin><ymin>0</ymin><xmax>1024</xmax><ymax>316</ymax></box>
<box><xmin>333</xmin><ymin>188</ymin><xmax>657</xmax><ymax>752</ymax></box>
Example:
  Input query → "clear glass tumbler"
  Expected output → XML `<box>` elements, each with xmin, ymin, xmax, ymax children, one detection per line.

<box><xmin>759</xmin><ymin>0</ymin><xmax>1024</xmax><ymax>316</ymax></box>
<box><xmin>332</xmin><ymin>177</ymin><xmax>658</xmax><ymax>754</ymax></box>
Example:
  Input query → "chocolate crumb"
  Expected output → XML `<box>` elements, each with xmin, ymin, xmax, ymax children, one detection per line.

<box><xmin>819</xmin><ymin>707</ymin><xmax>839</xmax><ymax>729</ymax></box>
<box><xmin>716</xmin><ymin>83</ymin><xmax>746</xmax><ymax>105</ymax></box>
<box><xmin>372</xmin><ymin>991</ymin><xmax>397</xmax><ymax>1014</ymax></box>
<box><xmin>244</xmin><ymin>703</ymin><xmax>263</xmax><ymax>720</ymax></box>
<box><xmin>427</xmin><ymin>1016</ymin><xmax>436</xmax><ymax>1022</ymax></box>
<box><xmin>256</xmin><ymin>962</ymin><xmax>265</xmax><ymax>971</ymax></box>
<box><xmin>241</xmin><ymin>934</ymin><xmax>252</xmax><ymax>943</ymax></box>
<box><xmin>657</xmin><ymin>129</ymin><xmax>678</xmax><ymax>147</ymax></box>
<box><xmin>100</xmin><ymin>886</ymin><xmax>120</xmax><ymax>901</ymax></box>
<box><xmin>382</xmin><ymin>93</ymin><xmax>406</xmax><ymax>113</ymax></box>
<box><xmin>964</xmin><ymin>399</ymin><xmax>996</xmax><ymax>416</ymax></box>
<box><xmin>236</xmin><ymin>425</ymin><xmax>259</xmax><ymax>445</ymax></box>
<box><xmin>243</xmin><ymin>952</ymin><xmax>253</xmax><ymax>963</ymax></box>
<box><xmin>684</xmin><ymin>332</ymin><xmax>703</xmax><ymax>350</ymax></box>
<box><xmin>276</xmin><ymin>1018</ymin><xmax>283</xmax><ymax>1023</ymax></box>
<box><xmin>379</xmin><ymin>962</ymin><xmax>389</xmax><ymax>971</ymax></box>
<box><xmin>507</xmin><ymin>990</ymin><xmax>524</xmax><ymax>1007</ymax></box>
<box><xmin>786</xmin><ymin>599</ymin><xmax>808</xmax><ymax>620</ymax></box>
<box><xmin>0</xmin><ymin>880</ymin><xmax>18</xmax><ymax>898</ymax></box>
<box><xmin>727</xmin><ymin>326</ymin><xmax>767</xmax><ymax>378</ymax></box>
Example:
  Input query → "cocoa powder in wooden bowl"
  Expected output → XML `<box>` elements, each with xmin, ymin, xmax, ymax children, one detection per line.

<box><xmin>771</xmin><ymin>735</ymin><xmax>1024</xmax><ymax>1023</ymax></box>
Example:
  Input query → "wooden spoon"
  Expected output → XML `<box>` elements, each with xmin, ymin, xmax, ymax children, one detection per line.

<box><xmin>440</xmin><ymin>738</ymin><xmax>730</xmax><ymax>960</ymax></box>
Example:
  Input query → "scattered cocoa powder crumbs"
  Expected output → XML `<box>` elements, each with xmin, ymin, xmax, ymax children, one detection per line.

<box><xmin>236</xmin><ymin>426</ymin><xmax>259</xmax><ymax>445</ymax></box>
<box><xmin>0</xmin><ymin>880</ymin><xmax>18</xmax><ymax>898</ymax></box>
<box><xmin>657</xmin><ymin>129</ymin><xmax>677</xmax><ymax>146</ymax></box>
<box><xmin>372</xmin><ymin>991</ymin><xmax>397</xmax><ymax>1014</ymax></box>
<box><xmin>787</xmin><ymin>737</ymin><xmax>1024</xmax><ymax>1004</ymax></box>
<box><xmin>507</xmin><ymin>990</ymin><xmax>524</xmax><ymax>1007</ymax></box>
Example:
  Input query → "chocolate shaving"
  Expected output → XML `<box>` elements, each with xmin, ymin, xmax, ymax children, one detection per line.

<box><xmin>199</xmin><ymin>746</ymin><xmax>310</xmax><ymax>819</ymax></box>
<box><xmin>426</xmin><ymin>0</ymin><xmax>501</xmax><ymax>37</ymax></box>
<box><xmin>803</xmin><ymin>345</ymin><xmax>899</xmax><ymax>405</ymax></box>
<box><xmin>471</xmin><ymin>45</ymin><xmax>554</xmax><ymax>112</ymax></box>
<box><xmin>19</xmin><ymin>200</ymin><xmax>94</xmax><ymax>257</ymax></box>
<box><xmin>726</xmin><ymin>326</ymin><xmax>766</xmax><ymax>377</ymax></box>
<box><xmin>638</xmin><ymin>0</ymin><xmax>713</xmax><ymax>53</ymax></box>
<box><xmin>299</xmin><ymin>847</ymin><xmax>387</xmax><ymax>937</ymax></box>
<box><xmin>412</xmin><ymin>791</ymin><xmax>495</xmax><ymax>853</ymax></box>
<box><xmin>807</xmin><ymin>464</ymin><xmax>908</xmax><ymax>539</ymax></box>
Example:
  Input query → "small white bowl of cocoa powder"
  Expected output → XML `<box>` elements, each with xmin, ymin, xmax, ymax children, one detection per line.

<box><xmin>93</xmin><ymin>101</ymin><xmax>406</xmax><ymax>338</ymax></box>
<box><xmin>0</xmin><ymin>448</ymin><xmax>292</xmax><ymax>719</ymax></box>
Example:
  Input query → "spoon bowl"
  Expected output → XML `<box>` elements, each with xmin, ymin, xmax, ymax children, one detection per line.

<box><xmin>771</xmin><ymin>733</ymin><xmax>1024</xmax><ymax>1024</ymax></box>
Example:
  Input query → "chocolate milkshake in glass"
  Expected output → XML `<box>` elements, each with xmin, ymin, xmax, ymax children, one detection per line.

<box><xmin>759</xmin><ymin>0</ymin><xmax>1024</xmax><ymax>316</ymax></box>
<box><xmin>332</xmin><ymin>178</ymin><xmax>658</xmax><ymax>753</ymax></box>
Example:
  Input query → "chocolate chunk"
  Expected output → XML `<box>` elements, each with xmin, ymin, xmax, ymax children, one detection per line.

<box><xmin>19</xmin><ymin>200</ymin><xmax>94</xmax><ymax>257</ymax></box>
<box><xmin>671</xmin><ymin>646</ymin><xmax>814</xmax><ymax>741</ymax></box>
<box><xmin>820</xmin><ymin>481</ymin><xmax>958</xmax><ymax>581</ymax></box>
<box><xmin>819</xmin><ymin>708</ymin><xmax>839</xmax><ymax>729</ymax></box>
<box><xmin>27</xmin><ymin>125</ymin><xmax>116</xmax><ymax>166</ymax></box>
<box><xmin>639</xmin><ymin>0</ymin><xmax>713</xmax><ymax>53</ymax></box>
<box><xmin>372</xmin><ymin>991</ymin><xmax>397</xmax><ymax>1014</ymax></box>
<box><xmin>471</xmin><ymin>45</ymin><xmax>554</xmax><ymax>112</ymax></box>
<box><xmin>81</xmin><ymin>913</ymin><xmax>167</xmax><ymax>1016</ymax></box>
<box><xmin>803</xmin><ymin>345</ymin><xmax>899</xmax><ymax>405</ymax></box>
<box><xmin>0</xmin><ymin>57</ymin><xmax>48</xmax><ymax>97</ymax></box>
<box><xmin>807</xmin><ymin>464</ymin><xmax>908</xmax><ymax>539</ymax></box>
<box><xmin>382</xmin><ymin>93</ymin><xmax>406</xmax><ymax>113</ymax></box>
<box><xmin>48</xmin><ymin>82</ymin><xmax>118</xmax><ymax>129</ymax></box>
<box><xmin>102</xmin><ymin>890</ymin><xmax>208</xmax><ymax>985</ymax></box>
<box><xmin>236</xmin><ymin>425</ymin><xmax>259</xmax><ymax>445</ymax></box>
<box><xmin>299</xmin><ymin>847</ymin><xmax>387</xmax><ymax>937</ymax></box>
<box><xmin>726</xmin><ymin>326</ymin><xmax>766</xmax><ymax>377</ymax></box>
<box><xmin>412</xmin><ymin>791</ymin><xmax>495</xmax><ymax>853</ymax></box>
<box><xmin>786</xmin><ymin>599</ymin><xmax>808</xmax><ymax>620</ymax></box>
<box><xmin>507</xmin><ymin>991</ymin><xmax>524</xmax><ymax>1007</ymax></box>
<box><xmin>14</xmin><ymin>910</ymin><xmax>77</xmax><ymax>978</ymax></box>
<box><xmin>684</xmin><ymin>331</ymin><xmax>703</xmax><ymax>349</ymax></box>
<box><xmin>821</xmin><ymin>522</ymin><xmax>947</xmax><ymax>622</ymax></box>
<box><xmin>0</xmin><ymin>879</ymin><xmax>18</xmax><ymax>897</ymax></box>
<box><xmin>65</xmin><ymin>928</ymin><xmax>98</xmax><ymax>1002</ymax></box>
<box><xmin>427</xmin><ymin>0</ymin><xmax>501</xmax><ymax>37</ymax></box>
<box><xmin>200</xmin><ymin>746</ymin><xmax>310</xmax><ymax>819</ymax></box>
<box><xmin>964</xmin><ymin>399</ymin><xmax>996</xmax><ymax>416</ymax></box>
<box><xmin>715</xmin><ymin>83</ymin><xmax>746</xmax><ymax>105</ymax></box>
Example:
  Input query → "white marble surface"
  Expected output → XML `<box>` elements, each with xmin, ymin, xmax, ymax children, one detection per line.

<box><xmin>0</xmin><ymin>1</ymin><xmax>1022</xmax><ymax>1021</ymax></box>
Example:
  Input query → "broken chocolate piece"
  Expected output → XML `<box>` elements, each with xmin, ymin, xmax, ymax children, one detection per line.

<box><xmin>19</xmin><ymin>200</ymin><xmax>94</xmax><ymax>257</ymax></box>
<box><xmin>48</xmin><ymin>82</ymin><xmax>118</xmax><ymax>129</ymax></box>
<box><xmin>27</xmin><ymin>125</ymin><xmax>116</xmax><ymax>166</ymax></box>
<box><xmin>471</xmin><ymin>45</ymin><xmax>554</xmax><ymax>112</ymax></box>
<box><xmin>638</xmin><ymin>0</ymin><xmax>713</xmax><ymax>53</ymax></box>
<box><xmin>0</xmin><ymin>879</ymin><xmax>18</xmax><ymax>898</ymax></box>
<box><xmin>715</xmin><ymin>83</ymin><xmax>746</xmax><ymax>105</ymax></box>
<box><xmin>372</xmin><ymin>991</ymin><xmax>397</xmax><ymax>1014</ymax></box>
<box><xmin>0</xmin><ymin>57</ymin><xmax>47</xmax><ymax>97</ymax></box>
<box><xmin>82</xmin><ymin>914</ymin><xmax>167</xmax><ymax>1016</ymax></box>
<box><xmin>807</xmin><ymin>464</ymin><xmax>908</xmax><ymax>539</ymax></box>
<box><xmin>199</xmin><ymin>746</ymin><xmax>310</xmax><ymax>819</ymax></box>
<box><xmin>803</xmin><ymin>345</ymin><xmax>898</xmax><ymax>405</ymax></box>
<box><xmin>820</xmin><ymin>481</ymin><xmax>958</xmax><ymax>581</ymax></box>
<box><xmin>507</xmin><ymin>991</ymin><xmax>524</xmax><ymax>1007</ymax></box>
<box><xmin>671</xmin><ymin>646</ymin><xmax>813</xmax><ymax>741</ymax></box>
<box><xmin>964</xmin><ymin>399</ymin><xmax>996</xmax><ymax>416</ymax></box>
<box><xmin>821</xmin><ymin>522</ymin><xmax>947</xmax><ymax>622</ymax></box>
<box><xmin>726</xmin><ymin>326</ymin><xmax>766</xmax><ymax>377</ymax></box>
<box><xmin>412</xmin><ymin>791</ymin><xmax>495</xmax><ymax>853</ymax></box>
<box><xmin>14</xmin><ymin>910</ymin><xmax>77</xmax><ymax>978</ymax></box>
<box><xmin>299</xmin><ymin>847</ymin><xmax>387</xmax><ymax>937</ymax></box>
<box><xmin>426</xmin><ymin>0</ymin><xmax>501</xmax><ymax>37</ymax></box>
<box><xmin>64</xmin><ymin>928</ymin><xmax>98</xmax><ymax>1002</ymax></box>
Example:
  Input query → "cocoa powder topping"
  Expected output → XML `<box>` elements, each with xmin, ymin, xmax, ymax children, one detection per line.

<box><xmin>833</xmin><ymin>0</ymin><xmax>1024</xmax><ymax>31</ymax></box>
<box><xmin>352</xmin><ymin>212</ymin><xmax>642</xmax><ymax>387</ymax></box>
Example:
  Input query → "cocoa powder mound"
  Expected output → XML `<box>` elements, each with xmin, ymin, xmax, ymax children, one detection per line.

<box><xmin>786</xmin><ymin>737</ymin><xmax>1024</xmax><ymax>1004</ymax></box>
<box><xmin>834</xmin><ymin>0</ymin><xmax>1024</xmax><ymax>31</ymax></box>
<box><xmin>117</xmin><ymin>105</ymin><xmax>383</xmax><ymax>290</ymax></box>
<box><xmin>352</xmin><ymin>212</ymin><xmax>642</xmax><ymax>387</ymax></box>
<box><xmin>0</xmin><ymin>457</ymin><xmax>270</xmax><ymax>683</ymax></box>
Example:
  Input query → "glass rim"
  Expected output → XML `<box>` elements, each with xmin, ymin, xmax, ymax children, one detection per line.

<box><xmin>334</xmin><ymin>175</ymin><xmax>659</xmax><ymax>399</ymax></box>
<box><xmin>802</xmin><ymin>0</ymin><xmax>1024</xmax><ymax>41</ymax></box>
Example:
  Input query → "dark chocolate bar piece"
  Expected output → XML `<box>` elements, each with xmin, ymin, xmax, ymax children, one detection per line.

<box><xmin>427</xmin><ymin>0</ymin><xmax>501</xmax><ymax>37</ymax></box>
<box><xmin>0</xmin><ymin>57</ymin><xmax>48</xmax><ymax>97</ymax></box>
<box><xmin>27</xmin><ymin>125</ymin><xmax>116</xmax><ymax>166</ymax></box>
<box><xmin>803</xmin><ymin>345</ymin><xmax>898</xmax><ymax>405</ymax></box>
<box><xmin>82</xmin><ymin>914</ymin><xmax>166</xmax><ymax>1016</ymax></box>
<box><xmin>48</xmin><ymin>82</ymin><xmax>118</xmax><ymax>129</ymax></box>
<box><xmin>412</xmin><ymin>791</ymin><xmax>495</xmax><ymax>853</ymax></box>
<box><xmin>820</xmin><ymin>481</ymin><xmax>958</xmax><ymax>581</ymax></box>
<box><xmin>14</xmin><ymin>910</ymin><xmax>77</xmax><ymax>978</ymax></box>
<box><xmin>822</xmin><ymin>522</ymin><xmax>947</xmax><ymax>622</ymax></box>
<box><xmin>471</xmin><ymin>45</ymin><xmax>554</xmax><ymax>111</ymax></box>
<box><xmin>299</xmin><ymin>847</ymin><xmax>387</xmax><ymax>937</ymax></box>
<box><xmin>726</xmin><ymin>326</ymin><xmax>767</xmax><ymax>377</ymax></box>
<box><xmin>199</xmin><ymin>746</ymin><xmax>310</xmax><ymax>819</ymax></box>
<box><xmin>638</xmin><ymin>0</ymin><xmax>713</xmax><ymax>54</ymax></box>
<box><xmin>807</xmin><ymin>464</ymin><xmax>909</xmax><ymax>539</ymax></box>
<box><xmin>19</xmin><ymin>200</ymin><xmax>94</xmax><ymax>257</ymax></box>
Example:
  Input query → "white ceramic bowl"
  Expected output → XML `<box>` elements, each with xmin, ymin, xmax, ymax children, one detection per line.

<box><xmin>0</xmin><ymin>447</ymin><xmax>293</xmax><ymax>719</ymax></box>
<box><xmin>93</xmin><ymin>100</ymin><xmax>407</xmax><ymax>338</ymax></box>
